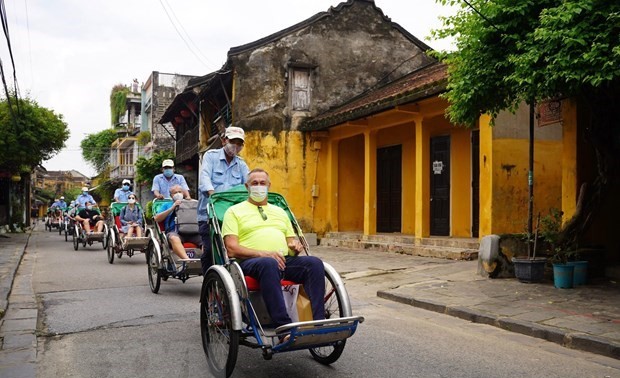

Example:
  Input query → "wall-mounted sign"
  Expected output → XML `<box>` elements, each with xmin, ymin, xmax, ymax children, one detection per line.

<box><xmin>433</xmin><ymin>160</ymin><xmax>444</xmax><ymax>175</ymax></box>
<box><xmin>538</xmin><ymin>99</ymin><xmax>562</xmax><ymax>127</ymax></box>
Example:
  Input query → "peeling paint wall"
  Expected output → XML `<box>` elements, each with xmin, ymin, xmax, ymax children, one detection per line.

<box><xmin>481</xmin><ymin>104</ymin><xmax>563</xmax><ymax>236</ymax></box>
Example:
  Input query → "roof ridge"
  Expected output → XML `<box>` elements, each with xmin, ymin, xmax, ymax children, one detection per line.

<box><xmin>228</xmin><ymin>0</ymin><xmax>430</xmax><ymax>57</ymax></box>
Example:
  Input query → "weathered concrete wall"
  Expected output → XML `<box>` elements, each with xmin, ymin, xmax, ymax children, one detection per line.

<box><xmin>230</xmin><ymin>1</ymin><xmax>432</xmax><ymax>132</ymax></box>
<box><xmin>480</xmin><ymin>104</ymin><xmax>563</xmax><ymax>236</ymax></box>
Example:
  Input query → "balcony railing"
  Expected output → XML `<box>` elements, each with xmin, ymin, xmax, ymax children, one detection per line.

<box><xmin>176</xmin><ymin>126</ymin><xmax>199</xmax><ymax>163</ymax></box>
<box><xmin>110</xmin><ymin>164</ymin><xmax>135</xmax><ymax>180</ymax></box>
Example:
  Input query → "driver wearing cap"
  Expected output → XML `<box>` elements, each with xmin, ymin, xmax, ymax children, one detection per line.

<box><xmin>76</xmin><ymin>187</ymin><xmax>96</xmax><ymax>208</ymax></box>
<box><xmin>152</xmin><ymin>159</ymin><xmax>191</xmax><ymax>200</ymax></box>
<box><xmin>114</xmin><ymin>179</ymin><xmax>134</xmax><ymax>202</ymax></box>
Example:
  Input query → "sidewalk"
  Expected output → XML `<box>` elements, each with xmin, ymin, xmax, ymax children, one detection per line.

<box><xmin>0</xmin><ymin>224</ymin><xmax>37</xmax><ymax>378</ymax></box>
<box><xmin>311</xmin><ymin>245</ymin><xmax>620</xmax><ymax>360</ymax></box>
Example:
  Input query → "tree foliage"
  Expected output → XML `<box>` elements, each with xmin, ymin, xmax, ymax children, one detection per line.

<box><xmin>110</xmin><ymin>84</ymin><xmax>129</xmax><ymax>126</ymax></box>
<box><xmin>0</xmin><ymin>96</ymin><xmax>69</xmax><ymax>173</ymax></box>
<box><xmin>434</xmin><ymin>0</ymin><xmax>620</xmax><ymax>125</ymax></box>
<box><xmin>135</xmin><ymin>150</ymin><xmax>174</xmax><ymax>187</ymax></box>
<box><xmin>434</xmin><ymin>0</ymin><xmax>620</xmax><ymax>246</ymax></box>
<box><xmin>80</xmin><ymin>129</ymin><xmax>118</xmax><ymax>174</ymax></box>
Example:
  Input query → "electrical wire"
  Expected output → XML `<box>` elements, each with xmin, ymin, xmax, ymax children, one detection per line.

<box><xmin>157</xmin><ymin>0</ymin><xmax>211</xmax><ymax>70</ymax></box>
<box><xmin>161</xmin><ymin>0</ymin><xmax>215</xmax><ymax>68</ymax></box>
<box><xmin>0</xmin><ymin>0</ymin><xmax>21</xmax><ymax>113</ymax></box>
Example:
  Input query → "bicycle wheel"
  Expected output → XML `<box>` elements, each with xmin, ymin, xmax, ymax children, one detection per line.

<box><xmin>201</xmin><ymin>271</ymin><xmax>239</xmax><ymax>378</ymax></box>
<box><xmin>107</xmin><ymin>231</ymin><xmax>115</xmax><ymax>264</ymax></box>
<box><xmin>72</xmin><ymin>227</ymin><xmax>79</xmax><ymax>251</ymax></box>
<box><xmin>309</xmin><ymin>272</ymin><xmax>346</xmax><ymax>365</ymax></box>
<box><xmin>147</xmin><ymin>241</ymin><xmax>161</xmax><ymax>293</ymax></box>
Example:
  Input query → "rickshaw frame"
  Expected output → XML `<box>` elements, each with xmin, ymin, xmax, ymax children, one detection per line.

<box><xmin>199</xmin><ymin>186</ymin><xmax>363</xmax><ymax>378</ymax></box>
<box><xmin>106</xmin><ymin>202</ymin><xmax>154</xmax><ymax>264</ymax></box>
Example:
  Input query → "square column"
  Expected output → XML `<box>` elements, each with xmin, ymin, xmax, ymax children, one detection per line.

<box><xmin>364</xmin><ymin>130</ymin><xmax>377</xmax><ymax>235</ymax></box>
<box><xmin>414</xmin><ymin>117</ymin><xmax>430</xmax><ymax>237</ymax></box>
<box><xmin>326</xmin><ymin>139</ymin><xmax>339</xmax><ymax>231</ymax></box>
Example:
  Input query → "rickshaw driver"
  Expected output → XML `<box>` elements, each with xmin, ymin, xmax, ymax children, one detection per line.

<box><xmin>75</xmin><ymin>201</ymin><xmax>105</xmax><ymax>234</ymax></box>
<box><xmin>198</xmin><ymin>126</ymin><xmax>250</xmax><ymax>275</ymax></box>
<box><xmin>154</xmin><ymin>185</ymin><xmax>200</xmax><ymax>273</ymax></box>
<box><xmin>152</xmin><ymin>159</ymin><xmax>190</xmax><ymax>200</ymax></box>
<box><xmin>76</xmin><ymin>187</ymin><xmax>97</xmax><ymax>208</ymax></box>
<box><xmin>114</xmin><ymin>179</ymin><xmax>134</xmax><ymax>202</ymax></box>
<box><xmin>222</xmin><ymin>168</ymin><xmax>326</xmax><ymax>333</ymax></box>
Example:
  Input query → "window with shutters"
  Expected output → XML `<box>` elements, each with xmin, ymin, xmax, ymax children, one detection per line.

<box><xmin>291</xmin><ymin>68</ymin><xmax>311</xmax><ymax>111</ymax></box>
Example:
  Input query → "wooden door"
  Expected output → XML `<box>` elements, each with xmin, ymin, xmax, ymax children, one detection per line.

<box><xmin>430</xmin><ymin>136</ymin><xmax>450</xmax><ymax>236</ymax></box>
<box><xmin>377</xmin><ymin>145</ymin><xmax>402</xmax><ymax>233</ymax></box>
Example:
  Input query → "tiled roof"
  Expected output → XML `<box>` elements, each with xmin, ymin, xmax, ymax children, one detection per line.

<box><xmin>228</xmin><ymin>0</ymin><xmax>430</xmax><ymax>57</ymax></box>
<box><xmin>302</xmin><ymin>62</ymin><xmax>448</xmax><ymax>131</ymax></box>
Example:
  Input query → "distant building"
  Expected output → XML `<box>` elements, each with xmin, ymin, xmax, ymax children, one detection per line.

<box><xmin>41</xmin><ymin>170</ymin><xmax>90</xmax><ymax>196</ymax></box>
<box><xmin>141</xmin><ymin>72</ymin><xmax>196</xmax><ymax>154</ymax></box>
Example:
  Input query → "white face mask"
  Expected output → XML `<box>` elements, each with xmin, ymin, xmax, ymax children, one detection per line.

<box><xmin>128</xmin><ymin>198</ymin><xmax>136</xmax><ymax>204</ymax></box>
<box><xmin>172</xmin><ymin>193</ymin><xmax>184</xmax><ymax>201</ymax></box>
<box><xmin>249</xmin><ymin>185</ymin><xmax>268</xmax><ymax>202</ymax></box>
<box><xmin>224</xmin><ymin>143</ymin><xmax>242</xmax><ymax>156</ymax></box>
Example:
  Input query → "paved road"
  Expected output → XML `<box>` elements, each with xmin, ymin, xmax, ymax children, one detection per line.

<box><xmin>1</xmin><ymin>227</ymin><xmax>619</xmax><ymax>377</ymax></box>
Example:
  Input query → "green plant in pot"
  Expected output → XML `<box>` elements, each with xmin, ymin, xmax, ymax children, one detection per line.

<box><xmin>542</xmin><ymin>208</ymin><xmax>585</xmax><ymax>288</ymax></box>
<box><xmin>512</xmin><ymin>214</ymin><xmax>547</xmax><ymax>283</ymax></box>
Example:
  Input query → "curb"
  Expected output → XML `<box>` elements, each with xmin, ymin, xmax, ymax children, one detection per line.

<box><xmin>0</xmin><ymin>228</ymin><xmax>34</xmax><ymax>319</ymax></box>
<box><xmin>376</xmin><ymin>290</ymin><xmax>620</xmax><ymax>360</ymax></box>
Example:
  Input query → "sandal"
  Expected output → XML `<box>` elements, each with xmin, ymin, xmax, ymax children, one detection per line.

<box><xmin>277</xmin><ymin>334</ymin><xmax>291</xmax><ymax>345</ymax></box>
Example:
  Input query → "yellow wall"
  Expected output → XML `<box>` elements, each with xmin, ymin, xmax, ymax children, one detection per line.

<box><xmin>488</xmin><ymin>139</ymin><xmax>562</xmax><ymax>235</ymax></box>
<box><xmin>479</xmin><ymin>115</ymin><xmax>493</xmax><ymax>237</ymax></box>
<box><xmin>241</xmin><ymin>130</ymin><xmax>314</xmax><ymax>231</ymax></box>
<box><xmin>338</xmin><ymin>135</ymin><xmax>364</xmax><ymax>231</ymax></box>
<box><xmin>561</xmin><ymin>99</ymin><xmax>578</xmax><ymax>222</ymax></box>
<box><xmin>451</xmin><ymin>128</ymin><xmax>472</xmax><ymax>237</ymax></box>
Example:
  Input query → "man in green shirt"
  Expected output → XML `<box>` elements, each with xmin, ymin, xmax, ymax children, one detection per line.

<box><xmin>222</xmin><ymin>168</ymin><xmax>325</xmax><ymax>328</ymax></box>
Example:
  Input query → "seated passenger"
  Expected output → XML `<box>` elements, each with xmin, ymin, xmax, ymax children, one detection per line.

<box><xmin>222</xmin><ymin>168</ymin><xmax>325</xmax><ymax>329</ymax></box>
<box><xmin>153</xmin><ymin>184</ymin><xmax>200</xmax><ymax>273</ymax></box>
<box><xmin>120</xmin><ymin>194</ymin><xmax>143</xmax><ymax>238</ymax></box>
<box><xmin>75</xmin><ymin>201</ymin><xmax>104</xmax><ymax>233</ymax></box>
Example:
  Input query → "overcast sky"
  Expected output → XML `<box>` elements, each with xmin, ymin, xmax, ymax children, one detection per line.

<box><xmin>5</xmin><ymin>0</ymin><xmax>455</xmax><ymax>178</ymax></box>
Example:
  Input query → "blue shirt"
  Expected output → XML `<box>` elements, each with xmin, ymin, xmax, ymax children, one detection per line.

<box><xmin>76</xmin><ymin>194</ymin><xmax>96</xmax><ymax>208</ymax></box>
<box><xmin>120</xmin><ymin>204</ymin><xmax>143</xmax><ymax>226</ymax></box>
<box><xmin>157</xmin><ymin>202</ymin><xmax>176</xmax><ymax>233</ymax></box>
<box><xmin>197</xmin><ymin>148</ymin><xmax>249</xmax><ymax>221</ymax></box>
<box><xmin>114</xmin><ymin>188</ymin><xmax>134</xmax><ymax>202</ymax></box>
<box><xmin>152</xmin><ymin>173</ymin><xmax>189</xmax><ymax>199</ymax></box>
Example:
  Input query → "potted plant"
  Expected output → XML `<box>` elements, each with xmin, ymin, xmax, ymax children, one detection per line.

<box><xmin>512</xmin><ymin>214</ymin><xmax>547</xmax><ymax>283</ymax></box>
<box><xmin>541</xmin><ymin>208</ymin><xmax>583</xmax><ymax>288</ymax></box>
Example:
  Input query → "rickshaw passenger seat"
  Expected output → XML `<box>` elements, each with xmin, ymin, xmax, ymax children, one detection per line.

<box><xmin>114</xmin><ymin>216</ymin><xmax>122</xmax><ymax>230</ymax></box>
<box><xmin>244</xmin><ymin>275</ymin><xmax>297</xmax><ymax>291</ymax></box>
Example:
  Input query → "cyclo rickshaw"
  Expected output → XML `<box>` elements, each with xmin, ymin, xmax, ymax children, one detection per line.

<box><xmin>72</xmin><ymin>206</ymin><xmax>109</xmax><ymax>251</ymax></box>
<box><xmin>63</xmin><ymin>208</ymin><xmax>77</xmax><ymax>242</ymax></box>
<box><xmin>45</xmin><ymin>207</ymin><xmax>64</xmax><ymax>232</ymax></box>
<box><xmin>146</xmin><ymin>199</ymin><xmax>203</xmax><ymax>293</ymax></box>
<box><xmin>200</xmin><ymin>186</ymin><xmax>364</xmax><ymax>377</ymax></box>
<box><xmin>106</xmin><ymin>202</ymin><xmax>153</xmax><ymax>264</ymax></box>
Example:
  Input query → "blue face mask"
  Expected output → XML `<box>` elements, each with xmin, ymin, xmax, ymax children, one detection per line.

<box><xmin>122</xmin><ymin>185</ymin><xmax>130</xmax><ymax>191</ymax></box>
<box><xmin>83</xmin><ymin>191</ymin><xmax>88</xmax><ymax>195</ymax></box>
<box><xmin>163</xmin><ymin>169</ymin><xmax>174</xmax><ymax>178</ymax></box>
